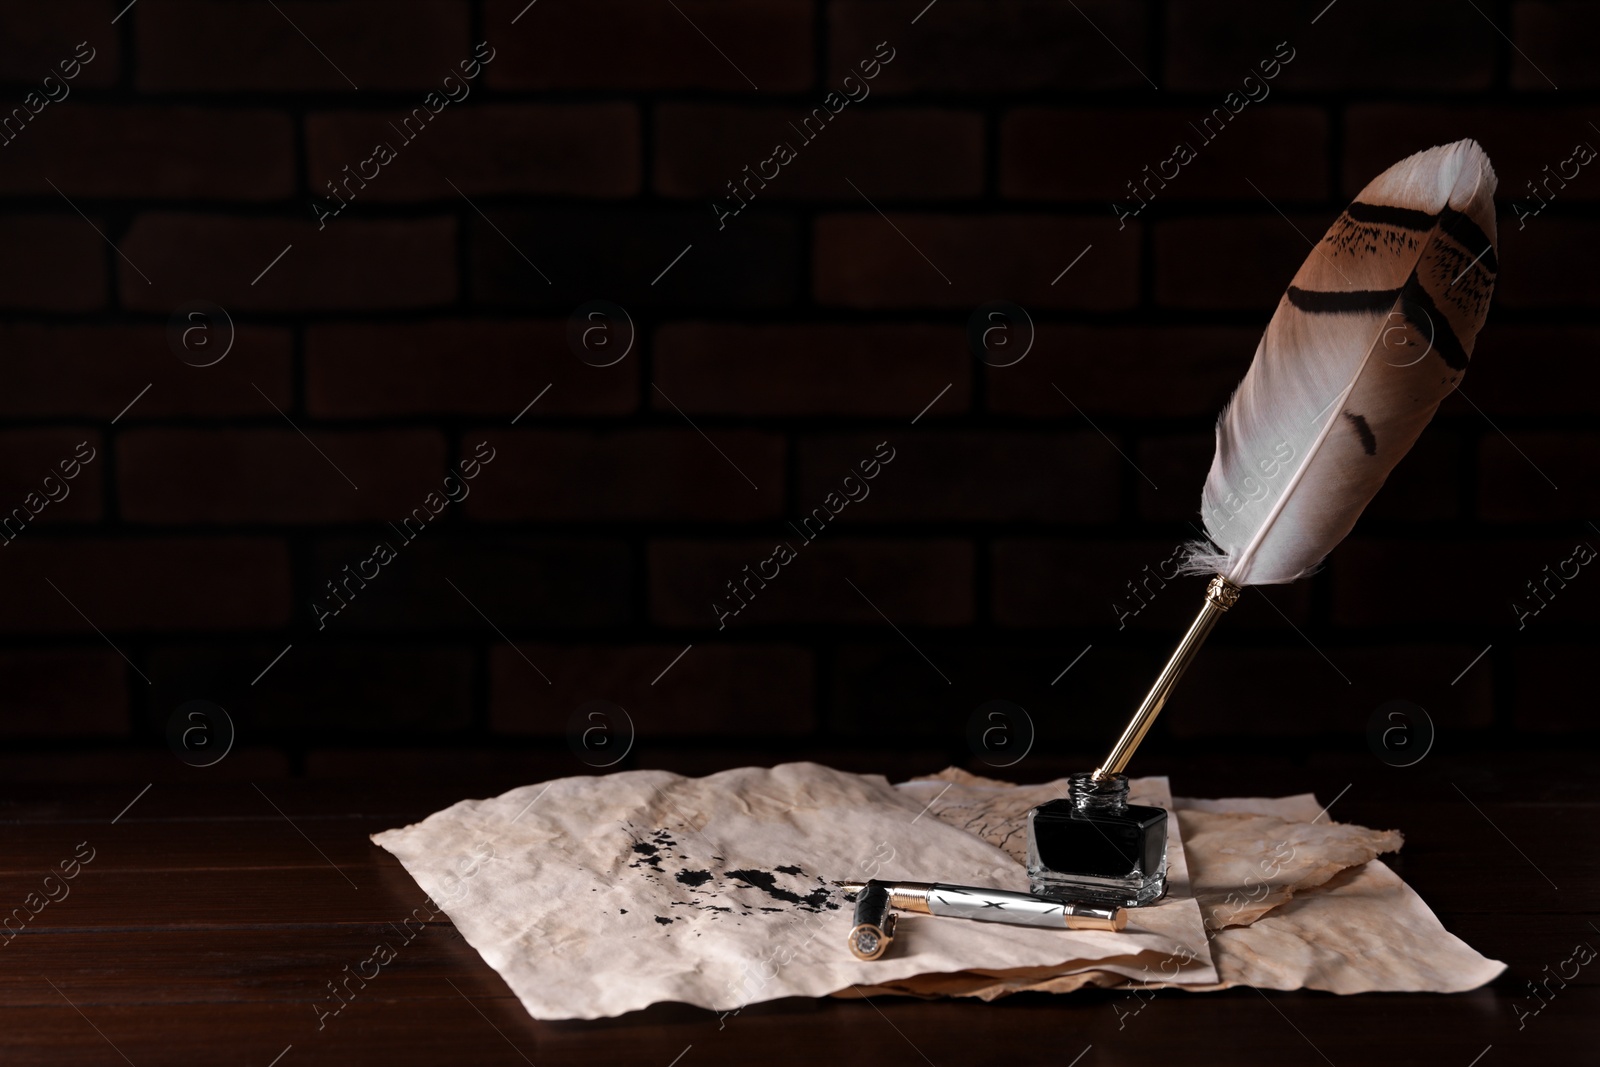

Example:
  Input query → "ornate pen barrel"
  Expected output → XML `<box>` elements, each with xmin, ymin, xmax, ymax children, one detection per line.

<box><xmin>924</xmin><ymin>885</ymin><xmax>1123</xmax><ymax>929</ymax></box>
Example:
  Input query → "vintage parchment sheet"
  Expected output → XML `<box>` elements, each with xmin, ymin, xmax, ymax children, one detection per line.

<box><xmin>372</xmin><ymin>762</ymin><xmax>1208</xmax><ymax>1020</ymax></box>
<box><xmin>372</xmin><ymin>762</ymin><xmax>1503</xmax><ymax>1020</ymax></box>
<box><xmin>849</xmin><ymin>772</ymin><xmax>1503</xmax><ymax>999</ymax></box>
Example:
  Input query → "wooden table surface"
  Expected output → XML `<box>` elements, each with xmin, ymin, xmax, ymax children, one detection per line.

<box><xmin>2</xmin><ymin>754</ymin><xmax>1594</xmax><ymax>1066</ymax></box>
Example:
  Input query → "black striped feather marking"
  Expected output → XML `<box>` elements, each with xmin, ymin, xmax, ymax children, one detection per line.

<box><xmin>1342</xmin><ymin>411</ymin><xmax>1378</xmax><ymax>456</ymax></box>
<box><xmin>1285</xmin><ymin>271</ymin><xmax>1470</xmax><ymax>371</ymax></box>
<box><xmin>1399</xmin><ymin>274</ymin><xmax>1469</xmax><ymax>370</ymax></box>
<box><xmin>1326</xmin><ymin>201</ymin><xmax>1498</xmax><ymax>281</ymax></box>
<box><xmin>1438</xmin><ymin>207</ymin><xmax>1498</xmax><ymax>276</ymax></box>
<box><xmin>1285</xmin><ymin>286</ymin><xmax>1400</xmax><ymax>313</ymax></box>
<box><xmin>1344</xmin><ymin>201</ymin><xmax>1437</xmax><ymax>231</ymax></box>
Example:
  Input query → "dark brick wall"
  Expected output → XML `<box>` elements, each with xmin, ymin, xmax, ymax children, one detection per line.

<box><xmin>0</xmin><ymin>0</ymin><xmax>1592</xmax><ymax>782</ymax></box>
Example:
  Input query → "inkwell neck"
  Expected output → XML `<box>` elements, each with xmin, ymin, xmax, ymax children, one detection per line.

<box><xmin>1070</xmin><ymin>771</ymin><xmax>1130</xmax><ymax>814</ymax></box>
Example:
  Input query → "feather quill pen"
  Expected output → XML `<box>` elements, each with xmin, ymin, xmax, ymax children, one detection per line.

<box><xmin>1094</xmin><ymin>139</ymin><xmax>1499</xmax><ymax>779</ymax></box>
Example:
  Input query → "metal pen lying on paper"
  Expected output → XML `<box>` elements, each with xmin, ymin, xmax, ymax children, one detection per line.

<box><xmin>846</xmin><ymin>879</ymin><xmax>898</xmax><ymax>961</ymax></box>
<box><xmin>836</xmin><ymin>879</ymin><xmax>1127</xmax><ymax>937</ymax></box>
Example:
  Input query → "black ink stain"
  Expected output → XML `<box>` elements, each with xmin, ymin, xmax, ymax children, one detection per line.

<box><xmin>655</xmin><ymin>916</ymin><xmax>674</xmax><ymax>925</ymax></box>
<box><xmin>629</xmin><ymin>839</ymin><xmax>665</xmax><ymax>873</ymax></box>
<box><xmin>676</xmin><ymin>868</ymin><xmax>712</xmax><ymax>887</ymax></box>
<box><xmin>671</xmin><ymin>900</ymin><xmax>732</xmax><ymax>914</ymax></box>
<box><xmin>727</xmin><ymin>868</ymin><xmax>838</xmax><ymax>912</ymax></box>
<box><xmin>774</xmin><ymin>864</ymin><xmax>803</xmax><ymax>875</ymax></box>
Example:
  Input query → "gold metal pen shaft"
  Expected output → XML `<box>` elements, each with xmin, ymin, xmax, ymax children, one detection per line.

<box><xmin>1092</xmin><ymin>575</ymin><xmax>1240</xmax><ymax>780</ymax></box>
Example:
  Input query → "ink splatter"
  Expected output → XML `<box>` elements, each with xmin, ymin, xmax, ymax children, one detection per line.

<box><xmin>620</xmin><ymin>824</ymin><xmax>840</xmax><ymax>931</ymax></box>
<box><xmin>726</xmin><ymin>868</ymin><xmax>838</xmax><ymax>912</ymax></box>
<box><xmin>630</xmin><ymin>841</ymin><xmax>664</xmax><ymax>873</ymax></box>
<box><xmin>619</xmin><ymin>909</ymin><xmax>627</xmax><ymax>915</ymax></box>
<box><xmin>626</xmin><ymin>828</ymin><xmax>679</xmax><ymax>874</ymax></box>
<box><xmin>671</xmin><ymin>900</ymin><xmax>732</xmax><ymax>914</ymax></box>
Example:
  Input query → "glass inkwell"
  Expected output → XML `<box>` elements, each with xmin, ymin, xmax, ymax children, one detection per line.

<box><xmin>1026</xmin><ymin>772</ymin><xmax>1167</xmax><ymax>906</ymax></box>
<box><xmin>1026</xmin><ymin>576</ymin><xmax>1241</xmax><ymax>908</ymax></box>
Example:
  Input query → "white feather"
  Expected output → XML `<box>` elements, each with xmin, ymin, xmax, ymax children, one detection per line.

<box><xmin>1183</xmin><ymin>139</ymin><xmax>1499</xmax><ymax>586</ymax></box>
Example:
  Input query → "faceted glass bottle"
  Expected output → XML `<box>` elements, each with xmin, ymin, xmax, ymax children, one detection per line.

<box><xmin>1026</xmin><ymin>772</ymin><xmax>1168</xmax><ymax>907</ymax></box>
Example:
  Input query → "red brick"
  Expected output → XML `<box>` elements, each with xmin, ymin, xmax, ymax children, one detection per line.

<box><xmin>814</xmin><ymin>215</ymin><xmax>1136</xmax><ymax>309</ymax></box>
<box><xmin>489</xmin><ymin>644</ymin><xmax>814</xmax><ymax>737</ymax></box>
<box><xmin>119</xmin><ymin>429</ymin><xmax>448</xmax><ymax>524</ymax></box>
<box><xmin>1002</xmin><ymin>107</ymin><xmax>1327</xmax><ymax>202</ymax></box>
<box><xmin>1494</xmin><ymin>219</ymin><xmax>1600</xmax><ymax>309</ymax></box>
<box><xmin>464</xmin><ymin>430</ymin><xmax>784</xmax><ymax>522</ymax></box>
<box><xmin>1478</xmin><ymin>434</ymin><xmax>1599</xmax><ymax>522</ymax></box>
<box><xmin>1344</xmin><ymin>104</ymin><xmax>1600</xmax><ymax>201</ymax></box>
<box><xmin>306</xmin><ymin>104</ymin><xmax>640</xmax><ymax>200</ymax></box>
<box><xmin>0</xmin><ymin>539</ymin><xmax>290</xmax><ymax>633</ymax></box>
<box><xmin>471</xmin><ymin>208</ymin><xmax>800</xmax><ymax>310</ymax></box>
<box><xmin>1512</xmin><ymin>2</ymin><xmax>1600</xmax><ymax>89</ymax></box>
<box><xmin>120</xmin><ymin>214</ymin><xmax>456</xmax><ymax>312</ymax></box>
<box><xmin>830</xmin><ymin>1</ymin><xmax>1148</xmax><ymax>92</ymax></box>
<box><xmin>988</xmin><ymin>326</ymin><xmax>1258</xmax><ymax>418</ymax></box>
<box><xmin>306</xmin><ymin>320</ymin><xmax>635</xmax><ymax>417</ymax></box>
<box><xmin>796</xmin><ymin>432</ymin><xmax>1120</xmax><ymax>523</ymax></box>
<box><xmin>486</xmin><ymin>0</ymin><xmax>812</xmax><ymax>91</ymax></box>
<box><xmin>0</xmin><ymin>324</ymin><xmax>293</xmax><ymax>419</ymax></box>
<box><xmin>1512</xmin><ymin>645</ymin><xmax>1591</xmax><ymax>732</ymax></box>
<box><xmin>656</xmin><ymin>105</ymin><xmax>983</xmax><ymax>201</ymax></box>
<box><xmin>1169</xmin><ymin>644</ymin><xmax>1494</xmax><ymax>737</ymax></box>
<box><xmin>1330</xmin><ymin>537</ymin><xmax>1583</xmax><ymax>626</ymax></box>
<box><xmin>1136</xmin><ymin>434</ymin><xmax>1213</xmax><ymax>522</ymax></box>
<box><xmin>1497</xmin><ymin>543</ymin><xmax>1600</xmax><ymax>633</ymax></box>
<box><xmin>650</xmin><ymin>539</ymin><xmax>974</xmax><ymax>628</ymax></box>
<box><xmin>303</xmin><ymin>748</ymin><xmax>580</xmax><ymax>784</ymax></box>
<box><xmin>992</xmin><ymin>539</ymin><xmax>1311</xmax><ymax>631</ymax></box>
<box><xmin>0</xmin><ymin>1</ymin><xmax>118</xmax><ymax>86</ymax></box>
<box><xmin>1166</xmin><ymin>2</ymin><xmax>1493</xmax><ymax>91</ymax></box>
<box><xmin>0</xmin><ymin>430</ymin><xmax>103</xmax><ymax>526</ymax></box>
<box><xmin>653</xmin><ymin>323</ymin><xmax>969</xmax><ymax>417</ymax></box>
<box><xmin>0</xmin><ymin>749</ymin><xmax>290</xmax><ymax>783</ymax></box>
<box><xmin>150</xmin><ymin>643</ymin><xmax>472</xmax><ymax>733</ymax></box>
<box><xmin>994</xmin><ymin>537</ymin><xmax>1188</xmax><ymax>629</ymax></box>
<box><xmin>1457</xmin><ymin>327</ymin><xmax>1600</xmax><ymax>417</ymax></box>
<box><xmin>631</xmin><ymin>747</ymin><xmax>949</xmax><ymax>780</ymax></box>
<box><xmin>0</xmin><ymin>650</ymin><xmax>128</xmax><ymax>737</ymax></box>
<box><xmin>0</xmin><ymin>107</ymin><xmax>294</xmax><ymax>199</ymax></box>
<box><xmin>1155</xmin><ymin>215</ymin><xmax>1319</xmax><ymax>310</ymax></box>
<box><xmin>308</xmin><ymin>537</ymin><xmax>633</xmax><ymax>631</ymax></box>
<box><xmin>136</xmin><ymin>1</ymin><xmax>471</xmax><ymax>92</ymax></box>
<box><xmin>0</xmin><ymin>217</ymin><xmax>104</xmax><ymax>311</ymax></box>
<box><xmin>826</xmin><ymin>642</ymin><xmax>1135</xmax><ymax>743</ymax></box>
<box><xmin>1360</xmin><ymin>430</ymin><xmax>1465</xmax><ymax>522</ymax></box>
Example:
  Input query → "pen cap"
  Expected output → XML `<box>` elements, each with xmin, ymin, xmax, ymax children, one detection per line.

<box><xmin>848</xmin><ymin>880</ymin><xmax>896</xmax><ymax>961</ymax></box>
